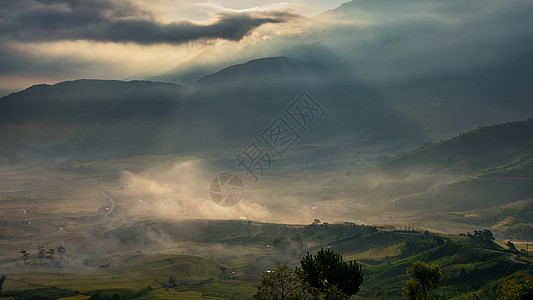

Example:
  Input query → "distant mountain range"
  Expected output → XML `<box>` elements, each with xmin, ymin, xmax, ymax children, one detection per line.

<box><xmin>0</xmin><ymin>57</ymin><xmax>422</xmax><ymax>165</ymax></box>
<box><xmin>1</xmin><ymin>55</ymin><xmax>531</xmax><ymax>237</ymax></box>
<box><xmin>1</xmin><ymin>54</ymin><xmax>532</xmax><ymax>169</ymax></box>
<box><xmin>0</xmin><ymin>80</ymin><xmax>183</xmax><ymax>164</ymax></box>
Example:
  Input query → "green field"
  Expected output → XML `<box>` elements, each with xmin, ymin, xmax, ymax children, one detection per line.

<box><xmin>1</xmin><ymin>215</ymin><xmax>531</xmax><ymax>299</ymax></box>
<box><xmin>1</xmin><ymin>120</ymin><xmax>533</xmax><ymax>299</ymax></box>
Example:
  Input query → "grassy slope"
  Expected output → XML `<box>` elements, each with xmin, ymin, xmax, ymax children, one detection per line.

<box><xmin>341</xmin><ymin>118</ymin><xmax>533</xmax><ymax>235</ymax></box>
<box><xmin>375</xmin><ymin>118</ymin><xmax>533</xmax><ymax>175</ymax></box>
<box><xmin>1</xmin><ymin>118</ymin><xmax>532</xmax><ymax>298</ymax></box>
<box><xmin>1</xmin><ymin>254</ymin><xmax>239</xmax><ymax>299</ymax></box>
<box><xmin>3</xmin><ymin>221</ymin><xmax>531</xmax><ymax>299</ymax></box>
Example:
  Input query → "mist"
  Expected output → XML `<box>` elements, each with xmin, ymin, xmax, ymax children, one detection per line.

<box><xmin>1</xmin><ymin>1</ymin><xmax>533</xmax><ymax>298</ymax></box>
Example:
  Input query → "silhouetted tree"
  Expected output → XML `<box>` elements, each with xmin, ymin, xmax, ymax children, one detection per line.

<box><xmin>19</xmin><ymin>249</ymin><xmax>29</xmax><ymax>265</ymax></box>
<box><xmin>255</xmin><ymin>265</ymin><xmax>302</xmax><ymax>299</ymax></box>
<box><xmin>506</xmin><ymin>241</ymin><xmax>517</xmax><ymax>252</ymax></box>
<box><xmin>467</xmin><ymin>230</ymin><xmax>495</xmax><ymax>246</ymax></box>
<box><xmin>0</xmin><ymin>275</ymin><xmax>5</xmax><ymax>294</ymax></box>
<box><xmin>37</xmin><ymin>246</ymin><xmax>46</xmax><ymax>264</ymax></box>
<box><xmin>402</xmin><ymin>261</ymin><xmax>442</xmax><ymax>300</ymax></box>
<box><xmin>57</xmin><ymin>244</ymin><xmax>66</xmax><ymax>257</ymax></box>
<box><xmin>298</xmin><ymin>249</ymin><xmax>363</xmax><ymax>299</ymax></box>
<box><xmin>46</xmin><ymin>248</ymin><xmax>55</xmax><ymax>263</ymax></box>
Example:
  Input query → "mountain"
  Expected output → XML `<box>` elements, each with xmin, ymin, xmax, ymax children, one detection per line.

<box><xmin>187</xmin><ymin>57</ymin><xmax>423</xmax><ymax>148</ymax></box>
<box><xmin>0</xmin><ymin>57</ymin><xmax>423</xmax><ymax>165</ymax></box>
<box><xmin>381</xmin><ymin>118</ymin><xmax>533</xmax><ymax>215</ymax></box>
<box><xmin>0</xmin><ymin>80</ymin><xmax>185</xmax><ymax>164</ymax></box>
<box><xmin>341</xmin><ymin>118</ymin><xmax>533</xmax><ymax>235</ymax></box>
<box><xmin>375</xmin><ymin>118</ymin><xmax>533</xmax><ymax>176</ymax></box>
<box><xmin>195</xmin><ymin>56</ymin><xmax>329</xmax><ymax>86</ymax></box>
<box><xmin>0</xmin><ymin>88</ymin><xmax>12</xmax><ymax>98</ymax></box>
<box><xmin>146</xmin><ymin>51</ymin><xmax>242</xmax><ymax>85</ymax></box>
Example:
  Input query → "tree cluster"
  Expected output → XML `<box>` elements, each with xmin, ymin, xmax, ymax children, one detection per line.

<box><xmin>19</xmin><ymin>244</ymin><xmax>66</xmax><ymax>265</ymax></box>
<box><xmin>256</xmin><ymin>251</ymin><xmax>446</xmax><ymax>299</ymax></box>
<box><xmin>467</xmin><ymin>230</ymin><xmax>496</xmax><ymax>246</ymax></box>
<box><xmin>255</xmin><ymin>249</ymin><xmax>364</xmax><ymax>299</ymax></box>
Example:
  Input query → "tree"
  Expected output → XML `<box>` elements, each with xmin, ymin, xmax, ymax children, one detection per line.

<box><xmin>497</xmin><ymin>271</ymin><xmax>533</xmax><ymax>300</ymax></box>
<box><xmin>37</xmin><ymin>246</ymin><xmax>46</xmax><ymax>264</ymax></box>
<box><xmin>0</xmin><ymin>275</ymin><xmax>5</xmax><ymax>294</ymax></box>
<box><xmin>255</xmin><ymin>264</ymin><xmax>303</xmax><ymax>300</ymax></box>
<box><xmin>19</xmin><ymin>249</ymin><xmax>29</xmax><ymax>265</ymax></box>
<box><xmin>299</xmin><ymin>249</ymin><xmax>363</xmax><ymax>299</ymax></box>
<box><xmin>57</xmin><ymin>244</ymin><xmax>66</xmax><ymax>258</ymax></box>
<box><xmin>467</xmin><ymin>230</ymin><xmax>495</xmax><ymax>246</ymax></box>
<box><xmin>506</xmin><ymin>241</ymin><xmax>517</xmax><ymax>252</ymax></box>
<box><xmin>46</xmin><ymin>248</ymin><xmax>55</xmax><ymax>263</ymax></box>
<box><xmin>402</xmin><ymin>261</ymin><xmax>442</xmax><ymax>300</ymax></box>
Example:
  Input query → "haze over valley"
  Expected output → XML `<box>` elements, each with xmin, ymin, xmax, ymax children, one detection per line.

<box><xmin>1</xmin><ymin>0</ymin><xmax>533</xmax><ymax>299</ymax></box>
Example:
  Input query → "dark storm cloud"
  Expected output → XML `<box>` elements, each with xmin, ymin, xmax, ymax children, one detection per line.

<box><xmin>0</xmin><ymin>0</ymin><xmax>299</xmax><ymax>44</ymax></box>
<box><xmin>308</xmin><ymin>0</ymin><xmax>533</xmax><ymax>85</ymax></box>
<box><xmin>329</xmin><ymin>0</ymin><xmax>533</xmax><ymax>137</ymax></box>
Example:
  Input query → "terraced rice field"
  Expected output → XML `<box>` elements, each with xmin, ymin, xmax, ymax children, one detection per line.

<box><xmin>331</xmin><ymin>231</ymin><xmax>405</xmax><ymax>256</ymax></box>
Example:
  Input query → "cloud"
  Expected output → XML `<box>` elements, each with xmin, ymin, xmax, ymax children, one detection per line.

<box><xmin>310</xmin><ymin>0</ymin><xmax>533</xmax><ymax>136</ymax></box>
<box><xmin>0</xmin><ymin>0</ymin><xmax>300</xmax><ymax>45</ymax></box>
<box><xmin>311</xmin><ymin>0</ymin><xmax>533</xmax><ymax>82</ymax></box>
<box><xmin>0</xmin><ymin>0</ymin><xmax>302</xmax><ymax>91</ymax></box>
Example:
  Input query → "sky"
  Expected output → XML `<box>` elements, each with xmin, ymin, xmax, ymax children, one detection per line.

<box><xmin>0</xmin><ymin>0</ymin><xmax>346</xmax><ymax>94</ymax></box>
<box><xmin>1</xmin><ymin>0</ymin><xmax>533</xmax><ymax>98</ymax></box>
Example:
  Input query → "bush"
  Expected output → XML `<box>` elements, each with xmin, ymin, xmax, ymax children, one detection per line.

<box><xmin>299</xmin><ymin>249</ymin><xmax>363</xmax><ymax>298</ymax></box>
<box><xmin>402</xmin><ymin>261</ymin><xmax>442</xmax><ymax>300</ymax></box>
<box><xmin>497</xmin><ymin>271</ymin><xmax>533</xmax><ymax>300</ymax></box>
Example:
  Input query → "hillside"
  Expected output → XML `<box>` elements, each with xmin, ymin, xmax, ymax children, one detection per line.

<box><xmin>375</xmin><ymin>118</ymin><xmax>533</xmax><ymax>176</ymax></box>
<box><xmin>338</xmin><ymin>118</ymin><xmax>533</xmax><ymax>237</ymax></box>
<box><xmin>194</xmin><ymin>57</ymin><xmax>332</xmax><ymax>86</ymax></box>
<box><xmin>1</xmin><ymin>219</ymin><xmax>530</xmax><ymax>299</ymax></box>
<box><xmin>0</xmin><ymin>80</ymin><xmax>185</xmax><ymax>164</ymax></box>
<box><xmin>0</xmin><ymin>57</ymin><xmax>423</xmax><ymax>166</ymax></box>
<box><xmin>2</xmin><ymin>0</ymin><xmax>533</xmax><ymax>299</ymax></box>
<box><xmin>357</xmin><ymin>236</ymin><xmax>529</xmax><ymax>299</ymax></box>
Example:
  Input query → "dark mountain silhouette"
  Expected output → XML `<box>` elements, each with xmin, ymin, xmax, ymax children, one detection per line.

<box><xmin>187</xmin><ymin>57</ymin><xmax>422</xmax><ymax>147</ymax></box>
<box><xmin>0</xmin><ymin>57</ymin><xmax>423</xmax><ymax>165</ymax></box>
<box><xmin>0</xmin><ymin>80</ymin><xmax>184</xmax><ymax>163</ymax></box>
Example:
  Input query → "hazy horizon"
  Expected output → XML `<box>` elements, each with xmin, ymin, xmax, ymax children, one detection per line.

<box><xmin>1</xmin><ymin>1</ymin><xmax>532</xmax><ymax>299</ymax></box>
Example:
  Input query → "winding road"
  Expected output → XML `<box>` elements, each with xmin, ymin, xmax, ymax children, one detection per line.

<box><xmin>484</xmin><ymin>249</ymin><xmax>527</xmax><ymax>264</ymax></box>
<box><xmin>102</xmin><ymin>192</ymin><xmax>115</xmax><ymax>217</ymax></box>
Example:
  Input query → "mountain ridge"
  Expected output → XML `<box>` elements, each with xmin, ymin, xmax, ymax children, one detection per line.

<box><xmin>375</xmin><ymin>117</ymin><xmax>533</xmax><ymax>176</ymax></box>
<box><xmin>0</xmin><ymin>57</ymin><xmax>422</xmax><ymax>165</ymax></box>
<box><xmin>194</xmin><ymin>56</ymin><xmax>334</xmax><ymax>86</ymax></box>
